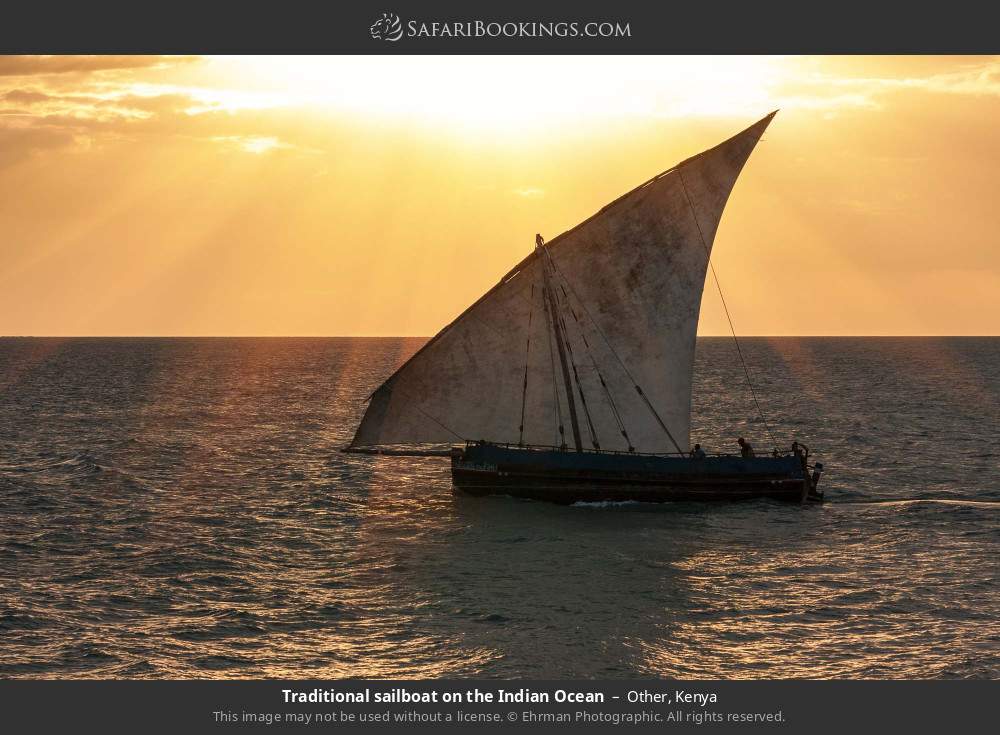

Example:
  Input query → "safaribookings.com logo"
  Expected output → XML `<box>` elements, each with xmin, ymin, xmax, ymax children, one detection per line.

<box><xmin>369</xmin><ymin>13</ymin><xmax>631</xmax><ymax>42</ymax></box>
<box><xmin>370</xmin><ymin>12</ymin><xmax>404</xmax><ymax>41</ymax></box>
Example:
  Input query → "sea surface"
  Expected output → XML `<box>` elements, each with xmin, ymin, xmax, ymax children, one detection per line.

<box><xmin>1</xmin><ymin>337</ymin><xmax>997</xmax><ymax>679</ymax></box>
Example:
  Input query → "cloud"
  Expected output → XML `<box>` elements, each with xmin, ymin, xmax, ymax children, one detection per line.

<box><xmin>211</xmin><ymin>135</ymin><xmax>294</xmax><ymax>154</ymax></box>
<box><xmin>0</xmin><ymin>59</ymin><xmax>210</xmax><ymax>168</ymax></box>
<box><xmin>0</xmin><ymin>125</ymin><xmax>77</xmax><ymax>168</ymax></box>
<box><xmin>0</xmin><ymin>87</ymin><xmax>206</xmax><ymax>168</ymax></box>
<box><xmin>0</xmin><ymin>55</ymin><xmax>198</xmax><ymax>77</ymax></box>
<box><xmin>4</xmin><ymin>55</ymin><xmax>1000</xmax><ymax>173</ymax></box>
<box><xmin>1</xmin><ymin>88</ymin><xmax>52</xmax><ymax>104</ymax></box>
<box><xmin>775</xmin><ymin>57</ymin><xmax>1000</xmax><ymax>113</ymax></box>
<box><xmin>513</xmin><ymin>187</ymin><xmax>545</xmax><ymax>198</ymax></box>
<box><xmin>0</xmin><ymin>82</ymin><xmax>321</xmax><ymax>170</ymax></box>
<box><xmin>857</xmin><ymin>58</ymin><xmax>1000</xmax><ymax>97</ymax></box>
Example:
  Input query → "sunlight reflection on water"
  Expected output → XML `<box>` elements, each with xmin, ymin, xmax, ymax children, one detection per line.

<box><xmin>1</xmin><ymin>337</ymin><xmax>997</xmax><ymax>678</ymax></box>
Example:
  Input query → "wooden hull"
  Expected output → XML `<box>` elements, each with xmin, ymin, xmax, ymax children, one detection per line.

<box><xmin>451</xmin><ymin>443</ymin><xmax>816</xmax><ymax>504</ymax></box>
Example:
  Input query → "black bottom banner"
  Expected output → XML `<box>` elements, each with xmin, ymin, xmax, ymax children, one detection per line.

<box><xmin>2</xmin><ymin>680</ymin><xmax>993</xmax><ymax>733</ymax></box>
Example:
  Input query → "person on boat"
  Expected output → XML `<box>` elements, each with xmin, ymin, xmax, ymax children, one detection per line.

<box><xmin>737</xmin><ymin>437</ymin><xmax>755</xmax><ymax>458</ymax></box>
<box><xmin>690</xmin><ymin>443</ymin><xmax>706</xmax><ymax>459</ymax></box>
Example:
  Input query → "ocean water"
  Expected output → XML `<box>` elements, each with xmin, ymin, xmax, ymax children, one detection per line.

<box><xmin>1</xmin><ymin>337</ymin><xmax>997</xmax><ymax>679</ymax></box>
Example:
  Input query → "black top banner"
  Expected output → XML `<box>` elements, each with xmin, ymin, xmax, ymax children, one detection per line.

<box><xmin>2</xmin><ymin>0</ymin><xmax>999</xmax><ymax>53</ymax></box>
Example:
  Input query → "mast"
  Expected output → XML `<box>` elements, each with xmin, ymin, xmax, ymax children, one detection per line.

<box><xmin>537</xmin><ymin>234</ymin><xmax>583</xmax><ymax>451</ymax></box>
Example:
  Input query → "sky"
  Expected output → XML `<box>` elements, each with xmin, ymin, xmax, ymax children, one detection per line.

<box><xmin>1</xmin><ymin>54</ymin><xmax>999</xmax><ymax>336</ymax></box>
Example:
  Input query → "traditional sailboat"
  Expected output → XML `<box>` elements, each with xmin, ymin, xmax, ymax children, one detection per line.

<box><xmin>346</xmin><ymin>112</ymin><xmax>824</xmax><ymax>504</ymax></box>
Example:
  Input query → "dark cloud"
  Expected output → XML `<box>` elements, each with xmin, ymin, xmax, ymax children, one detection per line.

<box><xmin>0</xmin><ymin>125</ymin><xmax>77</xmax><ymax>168</ymax></box>
<box><xmin>0</xmin><ymin>61</ymin><xmax>322</xmax><ymax>170</ymax></box>
<box><xmin>0</xmin><ymin>55</ymin><xmax>199</xmax><ymax>77</ymax></box>
<box><xmin>100</xmin><ymin>93</ymin><xmax>196</xmax><ymax>114</ymax></box>
<box><xmin>1</xmin><ymin>89</ymin><xmax>52</xmax><ymax>104</ymax></box>
<box><xmin>0</xmin><ymin>88</ymin><xmax>189</xmax><ymax>112</ymax></box>
<box><xmin>0</xmin><ymin>89</ymin><xmax>303</xmax><ymax>170</ymax></box>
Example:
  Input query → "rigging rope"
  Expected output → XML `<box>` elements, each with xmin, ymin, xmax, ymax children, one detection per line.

<box><xmin>416</xmin><ymin>405</ymin><xmax>466</xmax><ymax>442</ymax></box>
<box><xmin>383</xmin><ymin>384</ymin><xmax>465</xmax><ymax>443</ymax></box>
<box><xmin>677</xmin><ymin>169</ymin><xmax>779</xmax><ymax>451</ymax></box>
<box><xmin>557</xmin><ymin>277</ymin><xmax>635</xmax><ymax>452</ymax></box>
<box><xmin>540</xmin><ymin>270</ymin><xmax>566</xmax><ymax>447</ymax></box>
<box><xmin>517</xmin><ymin>283</ymin><xmax>535</xmax><ymax>446</ymax></box>
<box><xmin>552</xmin><ymin>281</ymin><xmax>601</xmax><ymax>450</ymax></box>
<box><xmin>544</xmin><ymin>253</ymin><xmax>685</xmax><ymax>455</ymax></box>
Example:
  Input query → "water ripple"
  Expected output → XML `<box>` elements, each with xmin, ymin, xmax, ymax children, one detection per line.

<box><xmin>0</xmin><ymin>337</ymin><xmax>997</xmax><ymax>679</ymax></box>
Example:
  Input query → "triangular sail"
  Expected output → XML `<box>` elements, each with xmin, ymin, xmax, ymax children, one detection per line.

<box><xmin>350</xmin><ymin>112</ymin><xmax>776</xmax><ymax>453</ymax></box>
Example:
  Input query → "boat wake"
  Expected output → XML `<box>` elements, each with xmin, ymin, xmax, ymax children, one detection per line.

<box><xmin>836</xmin><ymin>497</ymin><xmax>1000</xmax><ymax>508</ymax></box>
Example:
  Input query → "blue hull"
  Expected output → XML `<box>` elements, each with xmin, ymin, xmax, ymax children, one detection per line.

<box><xmin>451</xmin><ymin>443</ymin><xmax>816</xmax><ymax>504</ymax></box>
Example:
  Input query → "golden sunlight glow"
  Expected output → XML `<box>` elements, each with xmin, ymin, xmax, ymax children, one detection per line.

<box><xmin>206</xmin><ymin>56</ymin><xmax>785</xmax><ymax>132</ymax></box>
<box><xmin>1</xmin><ymin>55</ymin><xmax>999</xmax><ymax>336</ymax></box>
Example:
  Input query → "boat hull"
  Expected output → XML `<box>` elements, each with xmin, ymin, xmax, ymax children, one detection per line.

<box><xmin>451</xmin><ymin>443</ymin><xmax>815</xmax><ymax>504</ymax></box>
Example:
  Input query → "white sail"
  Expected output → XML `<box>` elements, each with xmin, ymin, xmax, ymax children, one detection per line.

<box><xmin>350</xmin><ymin>112</ymin><xmax>775</xmax><ymax>453</ymax></box>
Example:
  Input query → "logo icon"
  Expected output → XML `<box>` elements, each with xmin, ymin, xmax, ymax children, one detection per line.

<box><xmin>370</xmin><ymin>12</ymin><xmax>403</xmax><ymax>41</ymax></box>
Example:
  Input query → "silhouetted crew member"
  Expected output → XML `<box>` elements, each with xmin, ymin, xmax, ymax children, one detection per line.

<box><xmin>737</xmin><ymin>437</ymin><xmax>755</xmax><ymax>458</ymax></box>
<box><xmin>690</xmin><ymin>443</ymin><xmax>706</xmax><ymax>459</ymax></box>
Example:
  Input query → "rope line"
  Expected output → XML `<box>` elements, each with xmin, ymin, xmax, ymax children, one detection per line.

<box><xmin>416</xmin><ymin>406</ymin><xmax>466</xmax><ymax>442</ymax></box>
<box><xmin>559</xmin><ymin>312</ymin><xmax>601</xmax><ymax>450</ymax></box>
<box><xmin>544</xmin><ymin>249</ymin><xmax>600</xmax><ymax>449</ymax></box>
<box><xmin>544</xmin><ymin>252</ymin><xmax>685</xmax><ymax>455</ymax></box>
<box><xmin>554</xmin><ymin>265</ymin><xmax>635</xmax><ymax>451</ymax></box>
<box><xmin>540</xmin><ymin>268</ymin><xmax>565</xmax><ymax>447</ymax></box>
<box><xmin>677</xmin><ymin>169</ymin><xmax>779</xmax><ymax>450</ymax></box>
<box><xmin>517</xmin><ymin>283</ymin><xmax>535</xmax><ymax>446</ymax></box>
